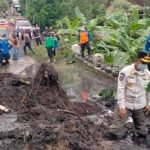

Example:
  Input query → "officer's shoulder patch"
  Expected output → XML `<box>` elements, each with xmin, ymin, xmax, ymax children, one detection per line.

<box><xmin>120</xmin><ymin>73</ymin><xmax>125</xmax><ymax>76</ymax></box>
<box><xmin>119</xmin><ymin>72</ymin><xmax>125</xmax><ymax>81</ymax></box>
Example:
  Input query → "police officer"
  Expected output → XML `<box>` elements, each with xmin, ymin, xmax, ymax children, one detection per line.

<box><xmin>109</xmin><ymin>51</ymin><xmax>150</xmax><ymax>144</ymax></box>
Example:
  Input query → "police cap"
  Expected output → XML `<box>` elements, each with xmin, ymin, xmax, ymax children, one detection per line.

<box><xmin>137</xmin><ymin>51</ymin><xmax>150</xmax><ymax>63</ymax></box>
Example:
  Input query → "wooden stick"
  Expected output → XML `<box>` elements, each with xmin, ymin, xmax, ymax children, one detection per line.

<box><xmin>57</xmin><ymin>109</ymin><xmax>83</xmax><ymax>121</ymax></box>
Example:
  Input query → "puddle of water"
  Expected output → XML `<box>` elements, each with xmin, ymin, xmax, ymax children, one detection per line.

<box><xmin>0</xmin><ymin>56</ymin><xmax>37</xmax><ymax>76</ymax></box>
<box><xmin>55</xmin><ymin>61</ymin><xmax>115</xmax><ymax>102</ymax></box>
<box><xmin>18</xmin><ymin>63</ymin><xmax>39</xmax><ymax>78</ymax></box>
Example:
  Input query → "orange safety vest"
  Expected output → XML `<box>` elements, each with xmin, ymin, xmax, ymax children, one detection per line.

<box><xmin>10</xmin><ymin>37</ymin><xmax>18</xmax><ymax>46</ymax></box>
<box><xmin>80</xmin><ymin>31</ymin><xmax>88</xmax><ymax>44</ymax></box>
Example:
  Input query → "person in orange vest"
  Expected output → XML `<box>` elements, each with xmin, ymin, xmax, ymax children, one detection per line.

<box><xmin>10</xmin><ymin>32</ymin><xmax>19</xmax><ymax>60</ymax></box>
<box><xmin>78</xmin><ymin>26</ymin><xmax>92</xmax><ymax>59</ymax></box>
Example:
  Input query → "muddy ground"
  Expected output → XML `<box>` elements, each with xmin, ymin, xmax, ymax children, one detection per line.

<box><xmin>0</xmin><ymin>63</ymin><xmax>147</xmax><ymax>150</ymax></box>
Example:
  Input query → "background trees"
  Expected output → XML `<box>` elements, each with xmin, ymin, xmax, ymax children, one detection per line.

<box><xmin>19</xmin><ymin>0</ymin><xmax>110</xmax><ymax>28</ymax></box>
<box><xmin>0</xmin><ymin>0</ymin><xmax>9</xmax><ymax>15</ymax></box>
<box><xmin>19</xmin><ymin>0</ymin><xmax>150</xmax><ymax>68</ymax></box>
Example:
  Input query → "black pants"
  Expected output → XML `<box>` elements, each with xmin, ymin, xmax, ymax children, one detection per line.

<box><xmin>0</xmin><ymin>53</ymin><xmax>10</xmax><ymax>64</ymax></box>
<box><xmin>110</xmin><ymin>107</ymin><xmax>148</xmax><ymax>137</ymax></box>
<box><xmin>80</xmin><ymin>42</ymin><xmax>91</xmax><ymax>58</ymax></box>
<box><xmin>24</xmin><ymin>43</ymin><xmax>35</xmax><ymax>55</ymax></box>
<box><xmin>35</xmin><ymin>37</ymin><xmax>42</xmax><ymax>46</ymax></box>
<box><xmin>47</xmin><ymin>47</ymin><xmax>55</xmax><ymax>63</ymax></box>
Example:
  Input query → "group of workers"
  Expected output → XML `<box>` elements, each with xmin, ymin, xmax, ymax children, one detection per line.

<box><xmin>0</xmin><ymin>32</ymin><xmax>21</xmax><ymax>65</ymax></box>
<box><xmin>0</xmin><ymin>25</ymin><xmax>60</xmax><ymax>65</ymax></box>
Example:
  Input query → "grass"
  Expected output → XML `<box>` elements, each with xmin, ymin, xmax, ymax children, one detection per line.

<box><xmin>28</xmin><ymin>45</ymin><xmax>49</xmax><ymax>62</ymax></box>
<box><xmin>27</xmin><ymin>40</ymin><xmax>74</xmax><ymax>64</ymax></box>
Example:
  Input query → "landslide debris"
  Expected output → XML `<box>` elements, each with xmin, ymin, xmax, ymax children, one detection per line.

<box><xmin>0</xmin><ymin>63</ymin><xmax>102</xmax><ymax>150</ymax></box>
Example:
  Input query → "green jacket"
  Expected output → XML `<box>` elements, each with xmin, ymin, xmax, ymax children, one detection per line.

<box><xmin>45</xmin><ymin>36</ymin><xmax>54</xmax><ymax>48</ymax></box>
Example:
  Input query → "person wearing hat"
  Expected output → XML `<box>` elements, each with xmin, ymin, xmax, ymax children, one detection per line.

<box><xmin>108</xmin><ymin>51</ymin><xmax>150</xmax><ymax>145</ymax></box>
<box><xmin>78</xmin><ymin>26</ymin><xmax>92</xmax><ymax>59</ymax></box>
<box><xmin>44</xmin><ymin>32</ymin><xmax>55</xmax><ymax>63</ymax></box>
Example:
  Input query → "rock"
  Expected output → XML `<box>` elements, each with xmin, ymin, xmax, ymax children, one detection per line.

<box><xmin>53</xmin><ymin>128</ymin><xmax>61</xmax><ymax>133</ymax></box>
<box><xmin>93</xmin><ymin>53</ymin><xmax>105</xmax><ymax>66</ymax></box>
<box><xmin>112</xmin><ymin>71</ymin><xmax>119</xmax><ymax>77</ymax></box>
<box><xmin>71</xmin><ymin>44</ymin><xmax>81</xmax><ymax>55</ymax></box>
<box><xmin>96</xmin><ymin>63</ymin><xmax>101</xmax><ymax>68</ymax></box>
<box><xmin>105</xmin><ymin>67</ymin><xmax>112</xmax><ymax>74</ymax></box>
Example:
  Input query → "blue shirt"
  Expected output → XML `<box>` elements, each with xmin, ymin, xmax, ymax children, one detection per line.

<box><xmin>0</xmin><ymin>38</ymin><xmax>12</xmax><ymax>54</ymax></box>
<box><xmin>144</xmin><ymin>35</ymin><xmax>150</xmax><ymax>53</ymax></box>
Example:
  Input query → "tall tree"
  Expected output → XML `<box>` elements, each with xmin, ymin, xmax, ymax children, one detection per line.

<box><xmin>0</xmin><ymin>0</ymin><xmax>9</xmax><ymax>14</ymax></box>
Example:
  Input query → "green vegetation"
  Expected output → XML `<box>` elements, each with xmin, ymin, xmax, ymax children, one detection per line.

<box><xmin>20</xmin><ymin>0</ymin><xmax>150</xmax><ymax>68</ymax></box>
<box><xmin>28</xmin><ymin>45</ymin><xmax>48</xmax><ymax>62</ymax></box>
<box><xmin>57</xmin><ymin>4</ymin><xmax>150</xmax><ymax>68</ymax></box>
<box><xmin>99</xmin><ymin>88</ymin><xmax>114</xmax><ymax>100</ymax></box>
<box><xmin>0</xmin><ymin>0</ymin><xmax>9</xmax><ymax>14</ymax></box>
<box><xmin>28</xmin><ymin>42</ymin><xmax>73</xmax><ymax>63</ymax></box>
<box><xmin>19</xmin><ymin>0</ymin><xmax>109</xmax><ymax>28</ymax></box>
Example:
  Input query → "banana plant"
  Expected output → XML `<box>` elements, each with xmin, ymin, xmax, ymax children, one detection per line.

<box><xmin>57</xmin><ymin>6</ymin><xmax>150</xmax><ymax>68</ymax></box>
<box><xmin>75</xmin><ymin>6</ymin><xmax>99</xmax><ymax>31</ymax></box>
<box><xmin>57</xmin><ymin>16</ymin><xmax>80</xmax><ymax>35</ymax></box>
<box><xmin>57</xmin><ymin>7</ymin><xmax>99</xmax><ymax>44</ymax></box>
<box><xmin>75</xmin><ymin>7</ymin><xmax>87</xmax><ymax>25</ymax></box>
<box><xmin>112</xmin><ymin>50</ymin><xmax>130</xmax><ymax>68</ymax></box>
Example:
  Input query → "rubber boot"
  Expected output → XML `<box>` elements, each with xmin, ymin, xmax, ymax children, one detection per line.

<box><xmin>105</xmin><ymin>130</ymin><xmax>128</xmax><ymax>140</ymax></box>
<box><xmin>132</xmin><ymin>134</ymin><xmax>147</xmax><ymax>145</ymax></box>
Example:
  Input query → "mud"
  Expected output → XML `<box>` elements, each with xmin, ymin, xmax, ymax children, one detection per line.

<box><xmin>0</xmin><ymin>63</ymin><xmax>147</xmax><ymax>150</ymax></box>
<box><xmin>0</xmin><ymin>63</ymin><xmax>102</xmax><ymax>150</ymax></box>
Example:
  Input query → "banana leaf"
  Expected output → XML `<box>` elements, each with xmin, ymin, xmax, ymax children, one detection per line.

<box><xmin>136</xmin><ymin>27</ymin><xmax>150</xmax><ymax>36</ymax></box>
<box><xmin>63</xmin><ymin>16</ymin><xmax>71</xmax><ymax>29</ymax></box>
<box><xmin>75</xmin><ymin>7</ymin><xmax>87</xmax><ymax>25</ymax></box>
<box><xmin>88</xmin><ymin>17</ymin><xmax>99</xmax><ymax>27</ymax></box>
<box><xmin>112</xmin><ymin>51</ymin><xmax>130</xmax><ymax>68</ymax></box>
<box><xmin>119</xmin><ymin>37</ymin><xmax>131</xmax><ymax>51</ymax></box>
<box><xmin>71</xmin><ymin>18</ymin><xmax>80</xmax><ymax>29</ymax></box>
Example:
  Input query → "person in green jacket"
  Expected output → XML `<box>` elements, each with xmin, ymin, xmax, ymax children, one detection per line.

<box><xmin>45</xmin><ymin>32</ymin><xmax>55</xmax><ymax>63</ymax></box>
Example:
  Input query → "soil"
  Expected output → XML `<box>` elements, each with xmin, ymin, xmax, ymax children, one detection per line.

<box><xmin>0</xmin><ymin>63</ymin><xmax>103</xmax><ymax>150</ymax></box>
<box><xmin>0</xmin><ymin>63</ymin><xmax>147</xmax><ymax>150</ymax></box>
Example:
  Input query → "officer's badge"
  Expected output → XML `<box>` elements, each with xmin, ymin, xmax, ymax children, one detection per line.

<box><xmin>119</xmin><ymin>73</ymin><xmax>125</xmax><ymax>81</ymax></box>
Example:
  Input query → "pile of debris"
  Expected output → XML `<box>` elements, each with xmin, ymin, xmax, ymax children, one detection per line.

<box><xmin>0</xmin><ymin>63</ymin><xmax>103</xmax><ymax>150</ymax></box>
<box><xmin>0</xmin><ymin>63</ymin><xmax>145</xmax><ymax>150</ymax></box>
